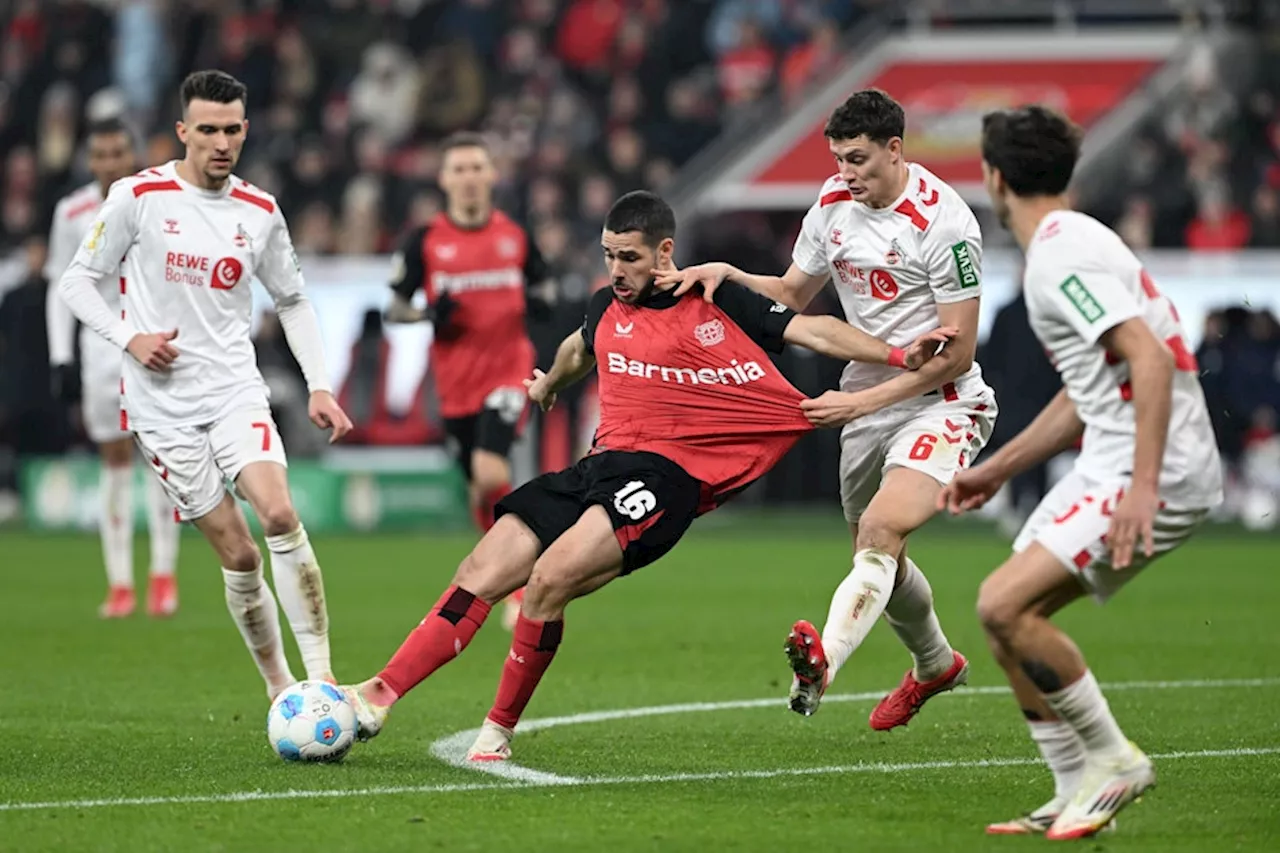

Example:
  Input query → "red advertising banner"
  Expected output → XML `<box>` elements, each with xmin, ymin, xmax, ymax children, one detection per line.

<box><xmin>752</xmin><ymin>58</ymin><xmax>1160</xmax><ymax>191</ymax></box>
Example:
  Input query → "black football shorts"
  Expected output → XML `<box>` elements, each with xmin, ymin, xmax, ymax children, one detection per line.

<box><xmin>442</xmin><ymin>387</ymin><xmax>527</xmax><ymax>480</ymax></box>
<box><xmin>496</xmin><ymin>450</ymin><xmax>702</xmax><ymax>574</ymax></box>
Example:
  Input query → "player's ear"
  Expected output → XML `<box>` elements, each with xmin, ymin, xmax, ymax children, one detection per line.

<box><xmin>887</xmin><ymin>137</ymin><xmax>903</xmax><ymax>162</ymax></box>
<box><xmin>175</xmin><ymin>120</ymin><xmax>187</xmax><ymax>145</ymax></box>
<box><xmin>656</xmin><ymin>237</ymin><xmax>675</xmax><ymax>267</ymax></box>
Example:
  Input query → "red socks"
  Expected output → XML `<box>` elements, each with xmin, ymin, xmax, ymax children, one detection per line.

<box><xmin>487</xmin><ymin>613</ymin><xmax>564</xmax><ymax>729</ymax></box>
<box><xmin>471</xmin><ymin>483</ymin><xmax>514</xmax><ymax>534</ymax></box>
<box><xmin>378</xmin><ymin>585</ymin><xmax>491</xmax><ymax>697</ymax></box>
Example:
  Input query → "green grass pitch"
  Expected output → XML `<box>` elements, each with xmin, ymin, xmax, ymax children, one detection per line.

<box><xmin>1</xmin><ymin>517</ymin><xmax>1277</xmax><ymax>851</ymax></box>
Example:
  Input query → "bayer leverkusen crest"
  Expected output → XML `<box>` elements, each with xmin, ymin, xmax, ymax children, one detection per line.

<box><xmin>694</xmin><ymin>319</ymin><xmax>725</xmax><ymax>347</ymax></box>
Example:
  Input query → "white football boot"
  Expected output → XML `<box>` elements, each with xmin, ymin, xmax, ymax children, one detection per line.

<box><xmin>466</xmin><ymin>719</ymin><xmax>515</xmax><ymax>761</ymax></box>
<box><xmin>340</xmin><ymin>683</ymin><xmax>390</xmax><ymax>742</ymax></box>
<box><xmin>1046</xmin><ymin>742</ymin><xmax>1154</xmax><ymax>840</ymax></box>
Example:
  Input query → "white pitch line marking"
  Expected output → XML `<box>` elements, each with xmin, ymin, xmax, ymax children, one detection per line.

<box><xmin>2</xmin><ymin>746</ymin><xmax>1277</xmax><ymax>813</ymax></box>
<box><xmin>430</xmin><ymin>677</ymin><xmax>1280</xmax><ymax>781</ymax></box>
<box><xmin>4</xmin><ymin>677</ymin><xmax>1278</xmax><ymax>813</ymax></box>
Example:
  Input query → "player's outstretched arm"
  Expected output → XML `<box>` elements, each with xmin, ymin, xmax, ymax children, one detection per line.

<box><xmin>654</xmin><ymin>262</ymin><xmax>827</xmax><ymax>312</ymax></box>
<box><xmin>783</xmin><ymin>314</ymin><xmax>957</xmax><ymax>369</ymax></box>
<box><xmin>800</xmin><ymin>299</ymin><xmax>979</xmax><ymax>426</ymax></box>
<box><xmin>525</xmin><ymin>330</ymin><xmax>596</xmax><ymax>412</ymax></box>
<box><xmin>1099</xmin><ymin>317</ymin><xmax>1175</xmax><ymax>568</ymax></box>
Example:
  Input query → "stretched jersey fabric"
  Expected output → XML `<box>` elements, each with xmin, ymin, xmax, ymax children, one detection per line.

<box><xmin>582</xmin><ymin>283</ymin><xmax>813</xmax><ymax>512</ymax></box>
<box><xmin>389</xmin><ymin>211</ymin><xmax>545</xmax><ymax>418</ymax></box>
<box><xmin>1022</xmin><ymin>209</ymin><xmax>1222</xmax><ymax>509</ymax></box>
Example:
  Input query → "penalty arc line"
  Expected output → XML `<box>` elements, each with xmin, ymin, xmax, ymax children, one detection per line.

<box><xmin>429</xmin><ymin>676</ymin><xmax>1280</xmax><ymax>786</ymax></box>
<box><xmin>2</xmin><ymin>747</ymin><xmax>1278</xmax><ymax>813</ymax></box>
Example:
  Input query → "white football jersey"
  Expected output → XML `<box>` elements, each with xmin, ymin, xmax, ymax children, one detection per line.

<box><xmin>792</xmin><ymin>162</ymin><xmax>989</xmax><ymax>396</ymax></box>
<box><xmin>45</xmin><ymin>181</ymin><xmax>107</xmax><ymax>365</ymax></box>
<box><xmin>1023</xmin><ymin>210</ymin><xmax>1222</xmax><ymax>508</ymax></box>
<box><xmin>62</xmin><ymin>161</ymin><xmax>306</xmax><ymax>430</ymax></box>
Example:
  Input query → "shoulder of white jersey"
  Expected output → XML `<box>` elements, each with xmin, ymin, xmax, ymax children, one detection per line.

<box><xmin>910</xmin><ymin>164</ymin><xmax>978</xmax><ymax>238</ymax></box>
<box><xmin>1030</xmin><ymin>209</ymin><xmax>1129</xmax><ymax>261</ymax></box>
<box><xmin>54</xmin><ymin>182</ymin><xmax>103</xmax><ymax>221</ymax></box>
<box><xmin>811</xmin><ymin>173</ymin><xmax>852</xmax><ymax>210</ymax></box>
<box><xmin>227</xmin><ymin>175</ymin><xmax>280</xmax><ymax>217</ymax></box>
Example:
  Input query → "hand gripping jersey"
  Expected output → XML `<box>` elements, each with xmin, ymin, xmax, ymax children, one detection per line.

<box><xmin>792</xmin><ymin>163</ymin><xmax>990</xmax><ymax>401</ymax></box>
<box><xmin>389</xmin><ymin>211</ymin><xmax>544</xmax><ymax>419</ymax></box>
<box><xmin>1022</xmin><ymin>210</ymin><xmax>1222</xmax><ymax>508</ymax></box>
<box><xmin>60</xmin><ymin>161</ymin><xmax>323</xmax><ymax>431</ymax></box>
<box><xmin>581</xmin><ymin>283</ymin><xmax>813</xmax><ymax>512</ymax></box>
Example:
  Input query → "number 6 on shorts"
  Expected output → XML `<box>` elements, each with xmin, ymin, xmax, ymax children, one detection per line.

<box><xmin>908</xmin><ymin>434</ymin><xmax>937</xmax><ymax>461</ymax></box>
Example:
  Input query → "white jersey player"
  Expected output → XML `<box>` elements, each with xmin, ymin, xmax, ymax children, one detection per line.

<box><xmin>661</xmin><ymin>89</ymin><xmax>995</xmax><ymax>727</ymax></box>
<box><xmin>941</xmin><ymin>106</ymin><xmax>1223</xmax><ymax>840</ymax></box>
<box><xmin>45</xmin><ymin>118</ymin><xmax>182</xmax><ymax>619</ymax></box>
<box><xmin>57</xmin><ymin>70</ymin><xmax>354</xmax><ymax>701</ymax></box>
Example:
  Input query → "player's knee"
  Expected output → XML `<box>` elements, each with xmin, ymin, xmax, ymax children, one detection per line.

<box><xmin>976</xmin><ymin>578</ymin><xmax>1021</xmax><ymax>640</ymax></box>
<box><xmin>258</xmin><ymin>501</ymin><xmax>300</xmax><ymax>537</ymax></box>
<box><xmin>470</xmin><ymin>455</ymin><xmax>510</xmax><ymax>498</ymax></box>
<box><xmin>522</xmin><ymin>568</ymin><xmax>572</xmax><ymax>616</ymax></box>
<box><xmin>224</xmin><ymin>538</ymin><xmax>262</xmax><ymax>574</ymax></box>
<box><xmin>854</xmin><ymin>515</ymin><xmax>903</xmax><ymax>554</ymax></box>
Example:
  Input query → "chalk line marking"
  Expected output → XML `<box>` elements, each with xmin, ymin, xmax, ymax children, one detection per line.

<box><xmin>2</xmin><ymin>677</ymin><xmax>1277</xmax><ymax>812</ymax></box>
<box><xmin>429</xmin><ymin>676</ymin><xmax>1280</xmax><ymax>784</ymax></box>
<box><xmin>3</xmin><ymin>747</ymin><xmax>1277</xmax><ymax>813</ymax></box>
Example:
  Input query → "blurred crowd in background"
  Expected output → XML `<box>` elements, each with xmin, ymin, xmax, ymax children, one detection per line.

<box><xmin>1</xmin><ymin>0</ymin><xmax>1278</xmax><ymax>529</ymax></box>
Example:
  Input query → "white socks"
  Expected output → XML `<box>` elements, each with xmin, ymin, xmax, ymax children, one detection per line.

<box><xmin>1043</xmin><ymin>670</ymin><xmax>1130</xmax><ymax>762</ymax></box>
<box><xmin>1029</xmin><ymin>719</ymin><xmax>1087</xmax><ymax>805</ymax></box>
<box><xmin>145</xmin><ymin>474</ymin><xmax>179</xmax><ymax>577</ymax></box>
<box><xmin>223</xmin><ymin>563</ymin><xmax>296</xmax><ymax>698</ymax></box>
<box><xmin>265</xmin><ymin>525</ymin><xmax>332</xmax><ymax>681</ymax></box>
<box><xmin>99</xmin><ymin>466</ymin><xmax>134</xmax><ymax>589</ymax></box>
<box><xmin>822</xmin><ymin>548</ymin><xmax>898</xmax><ymax>679</ymax></box>
<box><xmin>883</xmin><ymin>557</ymin><xmax>955</xmax><ymax>682</ymax></box>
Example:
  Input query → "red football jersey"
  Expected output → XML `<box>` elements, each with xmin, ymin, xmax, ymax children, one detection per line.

<box><xmin>583</xmin><ymin>283</ymin><xmax>814</xmax><ymax>512</ymax></box>
<box><xmin>390</xmin><ymin>211</ymin><xmax>543</xmax><ymax>418</ymax></box>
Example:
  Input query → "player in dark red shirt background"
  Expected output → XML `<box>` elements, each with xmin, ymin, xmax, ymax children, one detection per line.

<box><xmin>343</xmin><ymin>191</ymin><xmax>955</xmax><ymax>762</ymax></box>
<box><xmin>386</xmin><ymin>131</ymin><xmax>554</xmax><ymax>628</ymax></box>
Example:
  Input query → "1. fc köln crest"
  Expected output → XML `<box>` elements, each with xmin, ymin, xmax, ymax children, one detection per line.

<box><xmin>694</xmin><ymin>319</ymin><xmax>725</xmax><ymax>347</ymax></box>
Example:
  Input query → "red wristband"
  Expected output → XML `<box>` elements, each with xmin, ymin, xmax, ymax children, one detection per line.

<box><xmin>888</xmin><ymin>347</ymin><xmax>907</xmax><ymax>369</ymax></box>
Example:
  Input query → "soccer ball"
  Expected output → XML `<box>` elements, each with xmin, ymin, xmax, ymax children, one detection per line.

<box><xmin>266</xmin><ymin>681</ymin><xmax>357</xmax><ymax>763</ymax></box>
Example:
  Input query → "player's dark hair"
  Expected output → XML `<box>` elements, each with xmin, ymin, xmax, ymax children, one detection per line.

<box><xmin>824</xmin><ymin>89</ymin><xmax>905</xmax><ymax>144</ymax></box>
<box><xmin>981</xmin><ymin>105</ymin><xmax>1082</xmax><ymax>197</ymax></box>
<box><xmin>441</xmin><ymin>131</ymin><xmax>490</xmax><ymax>156</ymax></box>
<box><xmin>180</xmin><ymin>70</ymin><xmax>248</xmax><ymax>112</ymax></box>
<box><xmin>86</xmin><ymin>117</ymin><xmax>135</xmax><ymax>144</ymax></box>
<box><xmin>604</xmin><ymin>190</ymin><xmax>676</xmax><ymax>247</ymax></box>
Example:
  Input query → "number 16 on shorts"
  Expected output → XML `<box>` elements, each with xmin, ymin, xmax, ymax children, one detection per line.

<box><xmin>613</xmin><ymin>481</ymin><xmax>657</xmax><ymax>520</ymax></box>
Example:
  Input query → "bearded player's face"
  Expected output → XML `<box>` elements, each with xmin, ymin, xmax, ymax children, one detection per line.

<box><xmin>177</xmin><ymin>98</ymin><xmax>247</xmax><ymax>186</ymax></box>
<box><xmin>601</xmin><ymin>229</ymin><xmax>672</xmax><ymax>304</ymax></box>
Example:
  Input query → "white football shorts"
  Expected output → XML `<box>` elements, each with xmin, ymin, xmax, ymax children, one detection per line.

<box><xmin>133</xmin><ymin>406</ymin><xmax>288</xmax><ymax>522</ymax></box>
<box><xmin>1013</xmin><ymin>469</ymin><xmax>1210</xmax><ymax>603</ymax></box>
<box><xmin>839</xmin><ymin>384</ymin><xmax>997</xmax><ymax>523</ymax></box>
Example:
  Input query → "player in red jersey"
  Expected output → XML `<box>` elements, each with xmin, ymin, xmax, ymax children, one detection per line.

<box><xmin>385</xmin><ymin>131</ymin><xmax>553</xmax><ymax>629</ymax></box>
<box><xmin>339</xmin><ymin>191</ymin><xmax>957</xmax><ymax>761</ymax></box>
